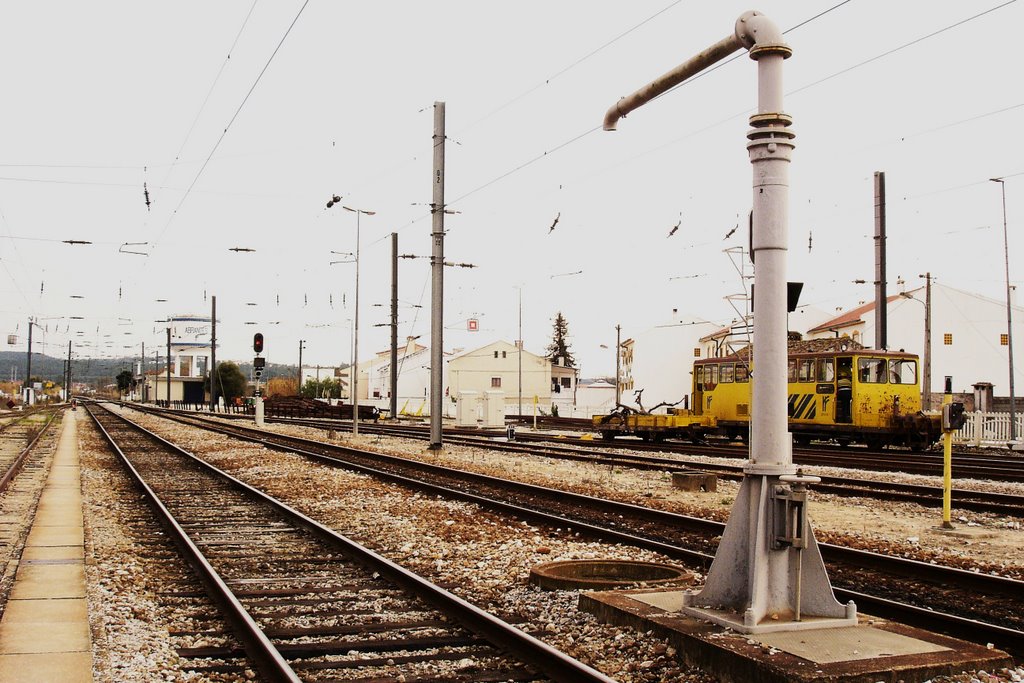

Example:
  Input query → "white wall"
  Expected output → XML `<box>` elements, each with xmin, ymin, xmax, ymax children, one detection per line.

<box><xmin>622</xmin><ymin>319</ymin><xmax>721</xmax><ymax>412</ymax></box>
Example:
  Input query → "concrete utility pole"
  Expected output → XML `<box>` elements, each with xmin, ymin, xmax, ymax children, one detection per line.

<box><xmin>210</xmin><ymin>296</ymin><xmax>217</xmax><ymax>411</ymax></box>
<box><xmin>24</xmin><ymin>317</ymin><xmax>33</xmax><ymax>400</ymax></box>
<box><xmin>429</xmin><ymin>101</ymin><xmax>446</xmax><ymax>450</ymax></box>
<box><xmin>874</xmin><ymin>171</ymin><xmax>887</xmax><ymax>350</ymax></box>
<box><xmin>390</xmin><ymin>232</ymin><xmax>399</xmax><ymax>421</ymax></box>
<box><xmin>141</xmin><ymin>341</ymin><xmax>146</xmax><ymax>403</ymax></box>
<box><xmin>615</xmin><ymin>324</ymin><xmax>622</xmax><ymax>406</ymax></box>
<box><xmin>603</xmin><ymin>10</ymin><xmax>854</xmax><ymax>633</ymax></box>
<box><xmin>298</xmin><ymin>339</ymin><xmax>305</xmax><ymax>395</ymax></box>
<box><xmin>66</xmin><ymin>341</ymin><xmax>72</xmax><ymax>401</ymax></box>
<box><xmin>518</xmin><ymin>288</ymin><xmax>523</xmax><ymax>417</ymax></box>
<box><xmin>166</xmin><ymin>327</ymin><xmax>171</xmax><ymax>406</ymax></box>
<box><xmin>991</xmin><ymin>178</ymin><xmax>1017</xmax><ymax>444</ymax></box>
<box><xmin>922</xmin><ymin>272</ymin><xmax>933</xmax><ymax>409</ymax></box>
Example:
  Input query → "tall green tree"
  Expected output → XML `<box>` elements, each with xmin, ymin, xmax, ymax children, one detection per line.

<box><xmin>115</xmin><ymin>370</ymin><xmax>134</xmax><ymax>394</ymax></box>
<box><xmin>205</xmin><ymin>362</ymin><xmax>247</xmax><ymax>402</ymax></box>
<box><xmin>545</xmin><ymin>311</ymin><xmax>575</xmax><ymax>368</ymax></box>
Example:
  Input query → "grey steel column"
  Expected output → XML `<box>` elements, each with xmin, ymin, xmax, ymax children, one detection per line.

<box><xmin>391</xmin><ymin>232</ymin><xmax>399</xmax><ymax>420</ymax></box>
<box><xmin>874</xmin><ymin>171</ymin><xmax>887</xmax><ymax>350</ymax></box>
<box><xmin>429</xmin><ymin>101</ymin><xmax>446</xmax><ymax>449</ymax></box>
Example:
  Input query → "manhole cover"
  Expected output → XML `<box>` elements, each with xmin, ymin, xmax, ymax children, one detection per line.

<box><xmin>529</xmin><ymin>560</ymin><xmax>693</xmax><ymax>591</ymax></box>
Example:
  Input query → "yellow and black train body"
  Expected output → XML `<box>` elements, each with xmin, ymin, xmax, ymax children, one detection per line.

<box><xmin>594</xmin><ymin>348</ymin><xmax>941</xmax><ymax>449</ymax></box>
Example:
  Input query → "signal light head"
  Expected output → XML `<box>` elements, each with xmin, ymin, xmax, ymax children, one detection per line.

<box><xmin>253</xmin><ymin>332</ymin><xmax>264</xmax><ymax>353</ymax></box>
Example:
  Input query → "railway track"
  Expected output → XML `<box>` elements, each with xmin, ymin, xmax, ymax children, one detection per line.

<box><xmin>0</xmin><ymin>409</ymin><xmax>59</xmax><ymax>494</ymax></box>
<box><xmin>152</xmin><ymin>408</ymin><xmax>1024</xmax><ymax>517</ymax></box>
<box><xmin>86</xmin><ymin>402</ymin><xmax>614</xmax><ymax>682</ymax></box>
<box><xmin>114</xmin><ymin>403</ymin><xmax>1024</xmax><ymax>657</ymax></box>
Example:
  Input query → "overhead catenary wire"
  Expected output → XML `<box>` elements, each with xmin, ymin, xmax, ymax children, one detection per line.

<box><xmin>158</xmin><ymin>0</ymin><xmax>260</xmax><ymax>192</ymax></box>
<box><xmin>148</xmin><ymin>0</ymin><xmax>310</xmax><ymax>252</ymax></box>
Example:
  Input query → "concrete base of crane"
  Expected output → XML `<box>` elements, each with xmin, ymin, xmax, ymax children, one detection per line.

<box><xmin>580</xmin><ymin>587</ymin><xmax>1011</xmax><ymax>683</ymax></box>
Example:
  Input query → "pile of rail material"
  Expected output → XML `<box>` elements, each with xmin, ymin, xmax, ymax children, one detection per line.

<box><xmin>261</xmin><ymin>396</ymin><xmax>379</xmax><ymax>421</ymax></box>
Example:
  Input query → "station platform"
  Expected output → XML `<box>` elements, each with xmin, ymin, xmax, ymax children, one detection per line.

<box><xmin>581</xmin><ymin>587</ymin><xmax>1012</xmax><ymax>683</ymax></box>
<box><xmin>0</xmin><ymin>412</ymin><xmax>93</xmax><ymax>682</ymax></box>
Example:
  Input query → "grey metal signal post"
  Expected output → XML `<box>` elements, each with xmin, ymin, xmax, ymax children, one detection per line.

<box><xmin>603</xmin><ymin>11</ymin><xmax>854</xmax><ymax>633</ymax></box>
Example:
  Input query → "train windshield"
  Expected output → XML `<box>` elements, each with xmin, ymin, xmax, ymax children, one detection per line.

<box><xmin>857</xmin><ymin>358</ymin><xmax>888</xmax><ymax>383</ymax></box>
<box><xmin>889</xmin><ymin>358</ymin><xmax>918</xmax><ymax>385</ymax></box>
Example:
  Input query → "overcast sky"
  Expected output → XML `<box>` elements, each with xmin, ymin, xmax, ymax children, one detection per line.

<box><xmin>1</xmin><ymin>0</ymin><xmax>1020</xmax><ymax>377</ymax></box>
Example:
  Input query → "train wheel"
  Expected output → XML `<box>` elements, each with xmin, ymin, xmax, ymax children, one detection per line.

<box><xmin>794</xmin><ymin>435</ymin><xmax>811</xmax><ymax>447</ymax></box>
<box><xmin>837</xmin><ymin>438</ymin><xmax>851</xmax><ymax>448</ymax></box>
<box><xmin>601</xmin><ymin>431</ymin><xmax>617</xmax><ymax>441</ymax></box>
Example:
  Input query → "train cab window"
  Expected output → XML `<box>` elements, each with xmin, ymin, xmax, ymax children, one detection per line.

<box><xmin>798</xmin><ymin>359</ymin><xmax>815</xmax><ymax>383</ymax></box>
<box><xmin>735</xmin><ymin>364</ymin><xmax>749</xmax><ymax>382</ymax></box>
<box><xmin>787</xmin><ymin>359</ymin><xmax>799</xmax><ymax>383</ymax></box>
<box><xmin>817</xmin><ymin>358</ymin><xmax>835</xmax><ymax>382</ymax></box>
<box><xmin>708</xmin><ymin>364</ymin><xmax>719</xmax><ymax>387</ymax></box>
<box><xmin>720</xmin><ymin>364</ymin><xmax>735</xmax><ymax>383</ymax></box>
<box><xmin>694</xmin><ymin>366</ymin><xmax>704</xmax><ymax>389</ymax></box>
<box><xmin>889</xmin><ymin>359</ymin><xmax>918</xmax><ymax>384</ymax></box>
<box><xmin>857</xmin><ymin>358</ymin><xmax>887</xmax><ymax>383</ymax></box>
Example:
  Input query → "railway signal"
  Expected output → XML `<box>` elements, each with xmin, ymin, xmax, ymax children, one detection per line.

<box><xmin>253</xmin><ymin>333</ymin><xmax>264</xmax><ymax>354</ymax></box>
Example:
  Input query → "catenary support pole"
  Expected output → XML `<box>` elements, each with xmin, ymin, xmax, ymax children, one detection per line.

<box><xmin>874</xmin><ymin>171</ymin><xmax>887</xmax><ymax>350</ymax></box>
<box><xmin>210</xmin><ymin>296</ymin><xmax>217</xmax><ymax>411</ymax></box>
<box><xmin>142</xmin><ymin>342</ymin><xmax>146</xmax><ymax>402</ymax></box>
<box><xmin>391</xmin><ymin>232</ymin><xmax>399</xmax><ymax>421</ymax></box>
<box><xmin>67</xmin><ymin>341</ymin><xmax>72</xmax><ymax>401</ymax></box>
<box><xmin>24</xmin><ymin>317</ymin><xmax>32</xmax><ymax>400</ymax></box>
<box><xmin>615</xmin><ymin>324</ymin><xmax>622</xmax><ymax>406</ymax></box>
<box><xmin>429</xmin><ymin>101</ymin><xmax>446</xmax><ymax>449</ymax></box>
<box><xmin>298</xmin><ymin>340</ymin><xmax>304</xmax><ymax>395</ymax></box>
<box><xmin>166</xmin><ymin>327</ymin><xmax>171</xmax><ymax>406</ymax></box>
<box><xmin>923</xmin><ymin>273</ymin><xmax>932</xmax><ymax>409</ymax></box>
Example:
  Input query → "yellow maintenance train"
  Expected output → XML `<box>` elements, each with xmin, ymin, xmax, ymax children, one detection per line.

<box><xmin>594</xmin><ymin>345</ymin><xmax>941</xmax><ymax>450</ymax></box>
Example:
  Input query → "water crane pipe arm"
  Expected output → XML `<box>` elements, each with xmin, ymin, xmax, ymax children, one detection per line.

<box><xmin>602</xmin><ymin>11</ymin><xmax>789</xmax><ymax>131</ymax></box>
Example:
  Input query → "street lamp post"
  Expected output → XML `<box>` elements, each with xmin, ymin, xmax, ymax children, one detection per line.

<box><xmin>991</xmin><ymin>178</ymin><xmax>1017</xmax><ymax>444</ymax></box>
<box><xmin>327</xmin><ymin>196</ymin><xmax>375</xmax><ymax>436</ymax></box>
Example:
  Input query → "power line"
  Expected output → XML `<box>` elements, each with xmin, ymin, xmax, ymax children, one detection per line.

<box><xmin>149</xmin><ymin>0</ymin><xmax>310</xmax><ymax>251</ymax></box>
<box><xmin>159</xmin><ymin>0</ymin><xmax>260</xmax><ymax>190</ymax></box>
<box><xmin>789</xmin><ymin>0</ymin><xmax>1017</xmax><ymax>97</ymax></box>
<box><xmin>457</xmin><ymin>0</ymin><xmax>686</xmax><ymax>135</ymax></box>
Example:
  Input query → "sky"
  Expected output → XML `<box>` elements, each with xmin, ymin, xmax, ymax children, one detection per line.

<box><xmin>1</xmin><ymin>0</ymin><xmax>1021</xmax><ymax>378</ymax></box>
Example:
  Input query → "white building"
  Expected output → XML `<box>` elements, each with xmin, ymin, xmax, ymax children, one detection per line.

<box><xmin>140</xmin><ymin>314</ymin><xmax>215</xmax><ymax>404</ymax></box>
<box><xmin>804</xmin><ymin>283</ymin><xmax>1022</xmax><ymax>403</ymax></box>
<box><xmin>618</xmin><ymin>314</ymin><xmax>722</xmax><ymax>413</ymax></box>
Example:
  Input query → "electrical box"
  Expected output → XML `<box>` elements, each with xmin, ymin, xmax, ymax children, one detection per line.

<box><xmin>456</xmin><ymin>391</ymin><xmax>479</xmax><ymax>427</ymax></box>
<box><xmin>942</xmin><ymin>402</ymin><xmax>966</xmax><ymax>431</ymax></box>
<box><xmin>483</xmin><ymin>390</ymin><xmax>506</xmax><ymax>428</ymax></box>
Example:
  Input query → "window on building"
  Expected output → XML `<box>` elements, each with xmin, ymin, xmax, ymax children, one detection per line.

<box><xmin>943</xmin><ymin>333</ymin><xmax>953</xmax><ymax>345</ymax></box>
<box><xmin>694</xmin><ymin>348</ymin><xmax>701</xmax><ymax>357</ymax></box>
<box><xmin>560</xmin><ymin>377</ymin><xmax>571</xmax><ymax>388</ymax></box>
<box><xmin>502</xmin><ymin>351</ymin><xmax>507</xmax><ymax>358</ymax></box>
<box><xmin>720</xmin><ymin>364</ymin><xmax>735</xmax><ymax>383</ymax></box>
<box><xmin>1001</xmin><ymin>333</ymin><xmax>1009</xmax><ymax>346</ymax></box>
<box><xmin>857</xmin><ymin>357</ymin><xmax>887</xmax><ymax>383</ymax></box>
<box><xmin>494</xmin><ymin>351</ymin><xmax>499</xmax><ymax>358</ymax></box>
<box><xmin>491</xmin><ymin>377</ymin><xmax>501</xmax><ymax>388</ymax></box>
<box><xmin>196</xmin><ymin>355</ymin><xmax>208</xmax><ymax>377</ymax></box>
<box><xmin>180</xmin><ymin>356</ymin><xmax>193</xmax><ymax>377</ymax></box>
